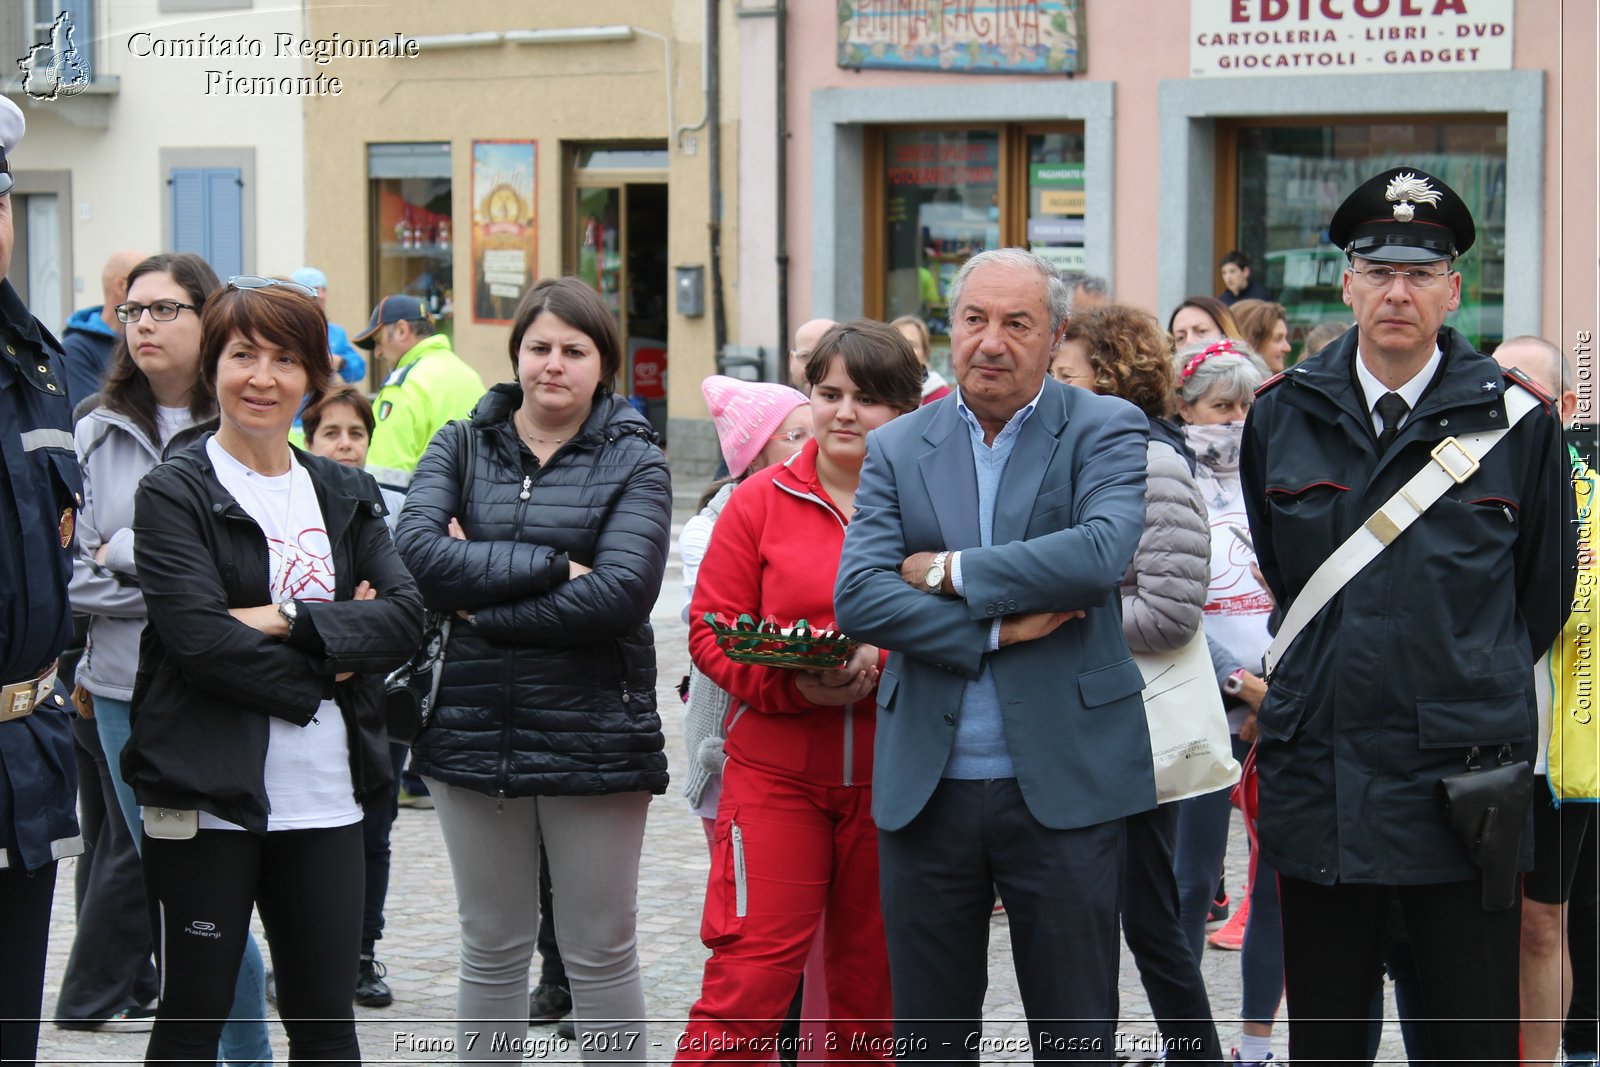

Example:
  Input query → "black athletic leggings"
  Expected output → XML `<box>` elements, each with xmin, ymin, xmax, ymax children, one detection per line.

<box><xmin>142</xmin><ymin>823</ymin><xmax>364</xmax><ymax>1064</ymax></box>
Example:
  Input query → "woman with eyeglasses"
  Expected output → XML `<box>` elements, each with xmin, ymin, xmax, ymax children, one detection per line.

<box><xmin>70</xmin><ymin>253</ymin><xmax>279</xmax><ymax>1059</ymax></box>
<box><xmin>124</xmin><ymin>278</ymin><xmax>423</xmax><ymax>1064</ymax></box>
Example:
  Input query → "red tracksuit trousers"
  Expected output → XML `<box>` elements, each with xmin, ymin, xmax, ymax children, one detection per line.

<box><xmin>676</xmin><ymin>758</ymin><xmax>893</xmax><ymax>1063</ymax></box>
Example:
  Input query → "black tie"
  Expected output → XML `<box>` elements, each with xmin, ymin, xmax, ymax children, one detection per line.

<box><xmin>1375</xmin><ymin>392</ymin><xmax>1409</xmax><ymax>453</ymax></box>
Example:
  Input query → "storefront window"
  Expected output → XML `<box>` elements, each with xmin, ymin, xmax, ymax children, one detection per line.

<box><xmin>368</xmin><ymin>142</ymin><xmax>454</xmax><ymax>367</ymax></box>
<box><xmin>1229</xmin><ymin>120</ymin><xmax>1507</xmax><ymax>359</ymax></box>
<box><xmin>875</xmin><ymin>125</ymin><xmax>1083</xmax><ymax>378</ymax></box>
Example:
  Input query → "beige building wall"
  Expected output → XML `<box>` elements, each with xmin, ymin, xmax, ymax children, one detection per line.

<box><xmin>10</xmin><ymin>1</ymin><xmax>306</xmax><ymax>314</ymax></box>
<box><xmin>303</xmin><ymin>0</ymin><xmax>740</xmax><ymax>465</ymax></box>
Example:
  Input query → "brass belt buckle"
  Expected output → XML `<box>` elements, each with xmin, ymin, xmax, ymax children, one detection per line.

<box><xmin>1430</xmin><ymin>436</ymin><xmax>1480</xmax><ymax>484</ymax></box>
<box><xmin>0</xmin><ymin>661</ymin><xmax>57</xmax><ymax>722</ymax></box>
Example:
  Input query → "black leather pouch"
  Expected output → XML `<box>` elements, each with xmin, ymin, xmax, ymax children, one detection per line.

<box><xmin>1439</xmin><ymin>745</ymin><xmax>1534</xmax><ymax>910</ymax></box>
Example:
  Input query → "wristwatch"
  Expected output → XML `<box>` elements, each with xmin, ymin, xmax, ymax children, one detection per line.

<box><xmin>925</xmin><ymin>551</ymin><xmax>951</xmax><ymax>593</ymax></box>
<box><xmin>1222</xmin><ymin>669</ymin><xmax>1246</xmax><ymax>697</ymax></box>
<box><xmin>277</xmin><ymin>599</ymin><xmax>300</xmax><ymax>630</ymax></box>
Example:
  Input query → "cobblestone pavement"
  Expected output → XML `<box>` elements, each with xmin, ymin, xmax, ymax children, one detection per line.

<box><xmin>36</xmin><ymin>507</ymin><xmax>1408</xmax><ymax>1065</ymax></box>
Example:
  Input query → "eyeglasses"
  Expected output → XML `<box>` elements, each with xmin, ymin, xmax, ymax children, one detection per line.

<box><xmin>114</xmin><ymin>300</ymin><xmax>199</xmax><ymax>324</ymax></box>
<box><xmin>226</xmin><ymin>275</ymin><xmax>317</xmax><ymax>299</ymax></box>
<box><xmin>770</xmin><ymin>427</ymin><xmax>811</xmax><ymax>445</ymax></box>
<box><xmin>0</xmin><ymin>165</ymin><xmax>12</xmax><ymax>199</ymax></box>
<box><xmin>1349</xmin><ymin>266</ymin><xmax>1451</xmax><ymax>289</ymax></box>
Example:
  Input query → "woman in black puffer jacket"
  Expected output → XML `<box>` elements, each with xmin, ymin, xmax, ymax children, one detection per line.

<box><xmin>395</xmin><ymin>276</ymin><xmax>671</xmax><ymax>1062</ymax></box>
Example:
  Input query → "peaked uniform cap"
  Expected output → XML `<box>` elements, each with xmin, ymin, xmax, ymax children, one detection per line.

<box><xmin>1328</xmin><ymin>166</ymin><xmax>1475</xmax><ymax>264</ymax></box>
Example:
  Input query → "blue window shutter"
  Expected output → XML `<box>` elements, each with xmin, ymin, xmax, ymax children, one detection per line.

<box><xmin>206</xmin><ymin>168</ymin><xmax>243</xmax><ymax>279</ymax></box>
<box><xmin>170</xmin><ymin>168</ymin><xmax>206</xmax><ymax>258</ymax></box>
<box><xmin>169</xmin><ymin>166</ymin><xmax>244</xmax><ymax>279</ymax></box>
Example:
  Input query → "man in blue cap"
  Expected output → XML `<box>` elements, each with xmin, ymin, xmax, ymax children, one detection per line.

<box><xmin>0</xmin><ymin>93</ymin><xmax>87</xmax><ymax>1067</ymax></box>
<box><xmin>291</xmin><ymin>266</ymin><xmax>365</xmax><ymax>385</ymax></box>
<box><xmin>1241</xmin><ymin>166</ymin><xmax>1575</xmax><ymax>1064</ymax></box>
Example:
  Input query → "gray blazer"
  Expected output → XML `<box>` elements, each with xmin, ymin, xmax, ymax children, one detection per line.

<box><xmin>835</xmin><ymin>378</ymin><xmax>1158</xmax><ymax>833</ymax></box>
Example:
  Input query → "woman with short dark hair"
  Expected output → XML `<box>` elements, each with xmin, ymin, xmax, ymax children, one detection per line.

<box><xmin>676</xmin><ymin>320</ymin><xmax>921</xmax><ymax>1062</ymax></box>
<box><xmin>127</xmin><ymin>278</ymin><xmax>423</xmax><ymax>1064</ymax></box>
<box><xmin>395</xmin><ymin>275</ymin><xmax>673</xmax><ymax>1061</ymax></box>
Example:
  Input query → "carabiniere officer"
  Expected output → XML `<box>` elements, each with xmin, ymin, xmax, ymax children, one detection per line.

<box><xmin>0</xmin><ymin>95</ymin><xmax>88</xmax><ymax>1065</ymax></box>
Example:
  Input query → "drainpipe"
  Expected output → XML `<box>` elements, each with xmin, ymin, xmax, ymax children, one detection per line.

<box><xmin>707</xmin><ymin>0</ymin><xmax>727</xmax><ymax>371</ymax></box>
<box><xmin>774</xmin><ymin>0</ymin><xmax>788</xmax><ymax>374</ymax></box>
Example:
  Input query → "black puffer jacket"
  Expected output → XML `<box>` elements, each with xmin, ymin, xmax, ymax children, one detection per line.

<box><xmin>395</xmin><ymin>384</ymin><xmax>672</xmax><ymax>798</ymax></box>
<box><xmin>127</xmin><ymin>439</ymin><xmax>425</xmax><ymax>833</ymax></box>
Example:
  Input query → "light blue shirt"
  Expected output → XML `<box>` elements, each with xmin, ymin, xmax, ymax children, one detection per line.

<box><xmin>943</xmin><ymin>382</ymin><xmax>1044</xmax><ymax>780</ymax></box>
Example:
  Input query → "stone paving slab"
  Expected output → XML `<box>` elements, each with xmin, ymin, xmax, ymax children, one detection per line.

<box><xmin>35</xmin><ymin>513</ymin><xmax>1408</xmax><ymax>1064</ymax></box>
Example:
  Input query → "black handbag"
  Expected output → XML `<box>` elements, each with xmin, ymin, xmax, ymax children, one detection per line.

<box><xmin>1439</xmin><ymin>744</ymin><xmax>1534</xmax><ymax>911</ymax></box>
<box><xmin>384</xmin><ymin>420</ymin><xmax>476</xmax><ymax>744</ymax></box>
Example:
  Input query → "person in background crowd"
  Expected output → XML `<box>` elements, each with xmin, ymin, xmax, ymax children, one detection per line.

<box><xmin>1217</xmin><ymin>251</ymin><xmax>1271</xmax><ymax>306</ymax></box>
<box><xmin>60</xmin><ymin>249</ymin><xmax>142</xmax><ymax>410</ymax></box>
<box><xmin>890</xmin><ymin>314</ymin><xmax>953</xmax><ymax>405</ymax></box>
<box><xmin>836</xmin><ymin>249</ymin><xmax>1153</xmax><ymax>1062</ymax></box>
<box><xmin>1229</xmin><ymin>299</ymin><xmax>1293</xmax><ymax>373</ymax></box>
<box><xmin>1053</xmin><ymin>305</ymin><xmax>1222</xmax><ymax>1063</ymax></box>
<box><xmin>1057</xmin><ymin>269</ymin><xmax>1111</xmax><ymax>313</ymax></box>
<box><xmin>1169</xmin><ymin>296</ymin><xmax>1243</xmax><ymax>353</ymax></box>
<box><xmin>682</xmin><ymin>375</ymin><xmax>813</xmax><ymax>843</ymax></box>
<box><xmin>126</xmin><ymin>277</ymin><xmax>423</xmax><ymax>1063</ymax></box>
<box><xmin>1302</xmin><ymin>320</ymin><xmax>1351</xmax><ymax>358</ymax></box>
<box><xmin>1241</xmin><ymin>166</ymin><xmax>1573</xmax><ymax>1064</ymax></box>
<box><xmin>58</xmin><ymin>254</ymin><xmax>237</xmax><ymax>1042</ymax></box>
<box><xmin>291</xmin><ymin>267</ymin><xmax>366</xmax><ymax>385</ymax></box>
<box><xmin>1164</xmin><ymin>339</ymin><xmax>1278</xmax><ymax>1066</ymax></box>
<box><xmin>357</xmin><ymin>294</ymin><xmax>486</xmax><ymax>495</ymax></box>
<box><xmin>0</xmin><ymin>96</ymin><xmax>88</xmax><ymax>1067</ymax></box>
<box><xmin>678</xmin><ymin>321</ymin><xmax>916</xmax><ymax>1063</ymax></box>
<box><xmin>788</xmin><ymin>317</ymin><xmax>835</xmax><ymax>393</ymax></box>
<box><xmin>299</xmin><ymin>383</ymin><xmax>409</xmax><ymax>1011</ymax></box>
<box><xmin>396</xmin><ymin>276</ymin><xmax>671</xmax><ymax>1062</ymax></box>
<box><xmin>302</xmin><ymin>385</ymin><xmax>405</xmax><ymax>526</ymax></box>
<box><xmin>1491</xmin><ymin>335</ymin><xmax>1595</xmax><ymax>1067</ymax></box>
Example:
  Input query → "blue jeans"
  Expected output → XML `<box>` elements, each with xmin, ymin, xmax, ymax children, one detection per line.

<box><xmin>94</xmin><ymin>695</ymin><xmax>274</xmax><ymax>1066</ymax></box>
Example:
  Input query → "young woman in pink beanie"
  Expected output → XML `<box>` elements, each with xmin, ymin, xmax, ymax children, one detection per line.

<box><xmin>680</xmin><ymin>375</ymin><xmax>812</xmax><ymax>840</ymax></box>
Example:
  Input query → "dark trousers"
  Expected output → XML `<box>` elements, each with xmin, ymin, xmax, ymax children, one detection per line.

<box><xmin>0</xmin><ymin>862</ymin><xmax>58</xmax><ymax>1067</ymax></box>
<box><xmin>1121</xmin><ymin>804</ymin><xmax>1223</xmax><ymax>1063</ymax></box>
<box><xmin>1568</xmin><ymin>823</ymin><xmax>1599</xmax><ymax>1055</ymax></box>
<box><xmin>1278</xmin><ymin>874</ymin><xmax>1522</xmax><ymax>1065</ymax></box>
<box><xmin>57</xmin><ymin>715</ymin><xmax>158</xmax><ymax>1021</ymax></box>
<box><xmin>143</xmin><ymin>824</ymin><xmax>364</xmax><ymax>1064</ymax></box>
<box><xmin>359</xmin><ymin>741</ymin><xmax>408</xmax><ymax>954</ymax></box>
<box><xmin>535</xmin><ymin>840</ymin><xmax>568</xmax><ymax>988</ymax></box>
<box><xmin>878</xmin><ymin>777</ymin><xmax>1124</xmax><ymax>1063</ymax></box>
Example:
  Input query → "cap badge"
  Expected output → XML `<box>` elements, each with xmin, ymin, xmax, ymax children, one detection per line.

<box><xmin>1385</xmin><ymin>172</ymin><xmax>1441</xmax><ymax>224</ymax></box>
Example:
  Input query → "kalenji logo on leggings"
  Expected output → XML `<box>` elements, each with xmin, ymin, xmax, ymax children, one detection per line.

<box><xmin>185</xmin><ymin>920</ymin><xmax>222</xmax><ymax>940</ymax></box>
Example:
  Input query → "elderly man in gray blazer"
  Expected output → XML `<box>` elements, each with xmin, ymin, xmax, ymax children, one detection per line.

<box><xmin>835</xmin><ymin>249</ymin><xmax>1155</xmax><ymax>1062</ymax></box>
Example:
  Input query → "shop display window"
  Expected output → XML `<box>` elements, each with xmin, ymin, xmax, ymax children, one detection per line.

<box><xmin>368</xmin><ymin>142</ymin><xmax>454</xmax><ymax>366</ymax></box>
<box><xmin>870</xmin><ymin>124</ymin><xmax>1085</xmax><ymax>379</ymax></box>
<box><xmin>1223</xmin><ymin>118</ymin><xmax>1507</xmax><ymax>359</ymax></box>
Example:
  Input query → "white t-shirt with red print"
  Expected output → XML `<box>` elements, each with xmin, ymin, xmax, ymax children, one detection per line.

<box><xmin>201</xmin><ymin>437</ymin><xmax>362</xmax><ymax>832</ymax></box>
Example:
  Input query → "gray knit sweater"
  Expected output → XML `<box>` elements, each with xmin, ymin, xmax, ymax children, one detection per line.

<box><xmin>1120</xmin><ymin>438</ymin><xmax>1211</xmax><ymax>653</ymax></box>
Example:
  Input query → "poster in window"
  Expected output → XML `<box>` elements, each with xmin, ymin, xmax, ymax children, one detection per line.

<box><xmin>838</xmin><ymin>0</ymin><xmax>1084</xmax><ymax>75</ymax></box>
<box><xmin>472</xmin><ymin>140</ymin><xmax>536</xmax><ymax>324</ymax></box>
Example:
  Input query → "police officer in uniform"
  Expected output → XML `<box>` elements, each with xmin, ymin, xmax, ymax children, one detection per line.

<box><xmin>0</xmin><ymin>97</ymin><xmax>86</xmax><ymax>1067</ymax></box>
<box><xmin>1240</xmin><ymin>168</ymin><xmax>1575</xmax><ymax>1063</ymax></box>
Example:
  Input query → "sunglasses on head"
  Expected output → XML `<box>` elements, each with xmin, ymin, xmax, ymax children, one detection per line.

<box><xmin>226</xmin><ymin>275</ymin><xmax>317</xmax><ymax>299</ymax></box>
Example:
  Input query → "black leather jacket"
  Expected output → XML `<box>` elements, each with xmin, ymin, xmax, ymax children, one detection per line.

<box><xmin>125</xmin><ymin>438</ymin><xmax>424</xmax><ymax>833</ymax></box>
<box><xmin>395</xmin><ymin>385</ymin><xmax>672</xmax><ymax>799</ymax></box>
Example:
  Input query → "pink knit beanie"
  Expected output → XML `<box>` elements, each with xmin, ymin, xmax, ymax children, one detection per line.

<box><xmin>701</xmin><ymin>375</ymin><xmax>810</xmax><ymax>477</ymax></box>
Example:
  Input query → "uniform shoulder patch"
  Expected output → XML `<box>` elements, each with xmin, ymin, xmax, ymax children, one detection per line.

<box><xmin>1254</xmin><ymin>371</ymin><xmax>1287</xmax><ymax>396</ymax></box>
<box><xmin>378</xmin><ymin>400</ymin><xmax>392</xmax><ymax>421</ymax></box>
<box><xmin>1502</xmin><ymin>365</ymin><xmax>1557</xmax><ymax>413</ymax></box>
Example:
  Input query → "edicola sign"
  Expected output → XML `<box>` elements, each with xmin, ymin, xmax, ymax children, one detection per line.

<box><xmin>1191</xmin><ymin>0</ymin><xmax>1513</xmax><ymax>78</ymax></box>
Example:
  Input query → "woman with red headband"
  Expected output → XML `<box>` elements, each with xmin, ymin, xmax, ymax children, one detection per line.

<box><xmin>1169</xmin><ymin>338</ymin><xmax>1286</xmax><ymax>1067</ymax></box>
